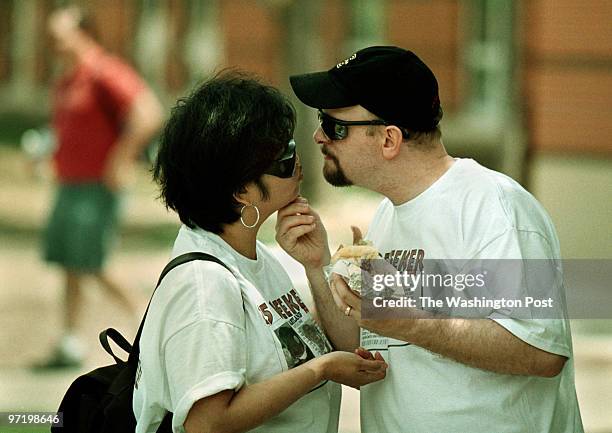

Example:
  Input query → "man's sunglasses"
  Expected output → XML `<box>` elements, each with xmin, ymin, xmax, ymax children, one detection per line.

<box><xmin>318</xmin><ymin>110</ymin><xmax>409</xmax><ymax>140</ymax></box>
<box><xmin>264</xmin><ymin>139</ymin><xmax>297</xmax><ymax>178</ymax></box>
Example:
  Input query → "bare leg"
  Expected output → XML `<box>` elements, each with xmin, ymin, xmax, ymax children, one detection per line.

<box><xmin>65</xmin><ymin>270</ymin><xmax>83</xmax><ymax>331</ymax></box>
<box><xmin>32</xmin><ymin>270</ymin><xmax>85</xmax><ymax>368</ymax></box>
<box><xmin>95</xmin><ymin>272</ymin><xmax>138</xmax><ymax>316</ymax></box>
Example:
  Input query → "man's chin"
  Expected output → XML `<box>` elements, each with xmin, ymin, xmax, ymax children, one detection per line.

<box><xmin>323</xmin><ymin>167</ymin><xmax>353</xmax><ymax>187</ymax></box>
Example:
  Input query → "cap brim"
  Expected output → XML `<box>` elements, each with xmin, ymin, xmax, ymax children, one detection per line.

<box><xmin>289</xmin><ymin>71</ymin><xmax>356</xmax><ymax>109</ymax></box>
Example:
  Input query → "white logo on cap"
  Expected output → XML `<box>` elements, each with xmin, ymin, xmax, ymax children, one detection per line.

<box><xmin>336</xmin><ymin>53</ymin><xmax>357</xmax><ymax>69</ymax></box>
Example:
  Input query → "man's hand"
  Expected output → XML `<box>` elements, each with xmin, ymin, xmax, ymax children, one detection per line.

<box><xmin>330</xmin><ymin>273</ymin><xmax>363</xmax><ymax>321</ymax></box>
<box><xmin>276</xmin><ymin>197</ymin><xmax>331</xmax><ymax>270</ymax></box>
<box><xmin>330</xmin><ymin>273</ymin><xmax>567</xmax><ymax>377</ymax></box>
<box><xmin>351</xmin><ymin>225</ymin><xmax>364</xmax><ymax>244</ymax></box>
<box><xmin>103</xmin><ymin>89</ymin><xmax>163</xmax><ymax>191</ymax></box>
<box><xmin>103</xmin><ymin>156</ymin><xmax>135</xmax><ymax>191</ymax></box>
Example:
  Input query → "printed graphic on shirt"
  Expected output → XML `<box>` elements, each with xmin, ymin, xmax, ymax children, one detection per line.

<box><xmin>383</xmin><ymin>248</ymin><xmax>425</xmax><ymax>274</ymax></box>
<box><xmin>361</xmin><ymin>329</ymin><xmax>389</xmax><ymax>350</ymax></box>
<box><xmin>258</xmin><ymin>288</ymin><xmax>332</xmax><ymax>369</ymax></box>
<box><xmin>361</xmin><ymin>248</ymin><xmax>426</xmax><ymax>351</ymax></box>
<box><xmin>275</xmin><ymin>324</ymin><xmax>315</xmax><ymax>368</ymax></box>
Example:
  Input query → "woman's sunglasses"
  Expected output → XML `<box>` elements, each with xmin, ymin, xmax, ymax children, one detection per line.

<box><xmin>318</xmin><ymin>110</ymin><xmax>409</xmax><ymax>140</ymax></box>
<box><xmin>264</xmin><ymin>139</ymin><xmax>297</xmax><ymax>178</ymax></box>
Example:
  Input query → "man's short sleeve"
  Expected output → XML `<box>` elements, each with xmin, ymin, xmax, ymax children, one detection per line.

<box><xmin>471</xmin><ymin>228</ymin><xmax>572</xmax><ymax>357</ymax></box>
<box><xmin>488</xmin><ymin>317</ymin><xmax>571</xmax><ymax>357</ymax></box>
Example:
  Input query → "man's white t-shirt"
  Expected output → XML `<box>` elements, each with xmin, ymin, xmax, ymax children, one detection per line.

<box><xmin>133</xmin><ymin>226</ymin><xmax>341</xmax><ymax>433</ymax></box>
<box><xmin>361</xmin><ymin>158</ymin><xmax>583</xmax><ymax>433</ymax></box>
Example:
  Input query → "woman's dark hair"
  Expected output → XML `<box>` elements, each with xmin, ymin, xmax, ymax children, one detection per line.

<box><xmin>153</xmin><ymin>71</ymin><xmax>296</xmax><ymax>234</ymax></box>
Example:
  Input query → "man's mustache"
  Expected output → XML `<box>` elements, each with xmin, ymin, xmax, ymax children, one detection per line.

<box><xmin>321</xmin><ymin>146</ymin><xmax>336</xmax><ymax>159</ymax></box>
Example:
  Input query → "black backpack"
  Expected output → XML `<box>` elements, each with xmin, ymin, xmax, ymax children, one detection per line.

<box><xmin>52</xmin><ymin>252</ymin><xmax>233</xmax><ymax>433</ymax></box>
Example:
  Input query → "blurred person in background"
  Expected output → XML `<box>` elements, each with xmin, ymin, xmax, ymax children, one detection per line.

<box><xmin>290</xmin><ymin>46</ymin><xmax>583</xmax><ymax>433</ymax></box>
<box><xmin>34</xmin><ymin>6</ymin><xmax>163</xmax><ymax>369</ymax></box>
<box><xmin>135</xmin><ymin>72</ymin><xmax>387</xmax><ymax>433</ymax></box>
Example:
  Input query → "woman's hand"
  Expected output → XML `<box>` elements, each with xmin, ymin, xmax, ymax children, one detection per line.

<box><xmin>276</xmin><ymin>197</ymin><xmax>331</xmax><ymax>270</ymax></box>
<box><xmin>311</xmin><ymin>350</ymin><xmax>388</xmax><ymax>389</ymax></box>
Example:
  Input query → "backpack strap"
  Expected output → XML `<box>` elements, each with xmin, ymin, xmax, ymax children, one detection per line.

<box><xmin>126</xmin><ymin>252</ymin><xmax>234</xmax><ymax>366</ymax></box>
<box><xmin>99</xmin><ymin>328</ymin><xmax>133</xmax><ymax>364</ymax></box>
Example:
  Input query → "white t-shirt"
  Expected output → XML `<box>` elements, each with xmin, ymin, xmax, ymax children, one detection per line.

<box><xmin>133</xmin><ymin>226</ymin><xmax>341</xmax><ymax>433</ymax></box>
<box><xmin>361</xmin><ymin>158</ymin><xmax>583</xmax><ymax>433</ymax></box>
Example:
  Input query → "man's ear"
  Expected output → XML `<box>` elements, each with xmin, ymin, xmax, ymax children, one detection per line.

<box><xmin>381</xmin><ymin>126</ymin><xmax>404</xmax><ymax>160</ymax></box>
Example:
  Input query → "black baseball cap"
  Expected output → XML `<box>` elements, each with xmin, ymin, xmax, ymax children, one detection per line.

<box><xmin>289</xmin><ymin>46</ymin><xmax>443</xmax><ymax>132</ymax></box>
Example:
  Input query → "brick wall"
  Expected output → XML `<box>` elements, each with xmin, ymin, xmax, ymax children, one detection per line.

<box><xmin>523</xmin><ymin>0</ymin><xmax>612</xmax><ymax>154</ymax></box>
<box><xmin>220</xmin><ymin>0</ymin><xmax>282</xmax><ymax>84</ymax></box>
<box><xmin>387</xmin><ymin>0</ymin><xmax>462</xmax><ymax>111</ymax></box>
<box><xmin>0</xmin><ymin>0</ymin><xmax>13</xmax><ymax>82</ymax></box>
<box><xmin>2</xmin><ymin>0</ymin><xmax>610</xmax><ymax>156</ymax></box>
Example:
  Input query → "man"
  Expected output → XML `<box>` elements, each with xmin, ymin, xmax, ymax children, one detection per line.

<box><xmin>288</xmin><ymin>46</ymin><xmax>583</xmax><ymax>432</ymax></box>
<box><xmin>37</xmin><ymin>6</ymin><xmax>163</xmax><ymax>369</ymax></box>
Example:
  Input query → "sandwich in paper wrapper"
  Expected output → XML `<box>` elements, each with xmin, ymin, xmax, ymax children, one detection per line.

<box><xmin>325</xmin><ymin>240</ymin><xmax>380</xmax><ymax>295</ymax></box>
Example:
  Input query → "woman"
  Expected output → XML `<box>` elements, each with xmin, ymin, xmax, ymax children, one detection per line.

<box><xmin>133</xmin><ymin>72</ymin><xmax>387</xmax><ymax>433</ymax></box>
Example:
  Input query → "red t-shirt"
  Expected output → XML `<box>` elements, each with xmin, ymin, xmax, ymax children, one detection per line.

<box><xmin>52</xmin><ymin>48</ymin><xmax>145</xmax><ymax>182</ymax></box>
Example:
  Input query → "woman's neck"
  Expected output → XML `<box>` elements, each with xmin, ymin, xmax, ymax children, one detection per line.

<box><xmin>219</xmin><ymin>222</ymin><xmax>259</xmax><ymax>260</ymax></box>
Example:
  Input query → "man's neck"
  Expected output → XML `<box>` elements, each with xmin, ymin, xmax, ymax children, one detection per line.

<box><xmin>62</xmin><ymin>41</ymin><xmax>99</xmax><ymax>74</ymax></box>
<box><xmin>375</xmin><ymin>147</ymin><xmax>456</xmax><ymax>206</ymax></box>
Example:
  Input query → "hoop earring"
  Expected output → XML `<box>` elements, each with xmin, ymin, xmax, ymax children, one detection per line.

<box><xmin>240</xmin><ymin>203</ymin><xmax>260</xmax><ymax>229</ymax></box>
